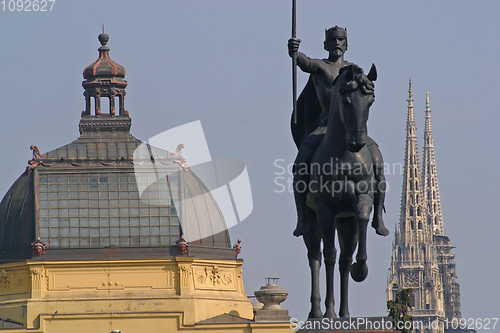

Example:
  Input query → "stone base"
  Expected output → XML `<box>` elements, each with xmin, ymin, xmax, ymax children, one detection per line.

<box><xmin>254</xmin><ymin>309</ymin><xmax>291</xmax><ymax>323</ymax></box>
<box><xmin>296</xmin><ymin>317</ymin><xmax>398</xmax><ymax>332</ymax></box>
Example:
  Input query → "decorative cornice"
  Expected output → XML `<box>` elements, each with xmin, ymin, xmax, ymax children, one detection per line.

<box><xmin>79</xmin><ymin>115</ymin><xmax>131</xmax><ymax>135</ymax></box>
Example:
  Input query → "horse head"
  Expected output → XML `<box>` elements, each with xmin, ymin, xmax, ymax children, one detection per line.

<box><xmin>335</xmin><ymin>64</ymin><xmax>377</xmax><ymax>152</ymax></box>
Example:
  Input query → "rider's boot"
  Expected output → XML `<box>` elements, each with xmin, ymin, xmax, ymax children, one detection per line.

<box><xmin>372</xmin><ymin>173</ymin><xmax>389</xmax><ymax>236</ymax></box>
<box><xmin>293</xmin><ymin>143</ymin><xmax>313</xmax><ymax>237</ymax></box>
<box><xmin>293</xmin><ymin>172</ymin><xmax>309</xmax><ymax>237</ymax></box>
<box><xmin>293</xmin><ymin>134</ymin><xmax>324</xmax><ymax>237</ymax></box>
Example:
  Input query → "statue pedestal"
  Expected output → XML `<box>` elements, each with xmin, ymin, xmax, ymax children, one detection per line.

<box><xmin>296</xmin><ymin>317</ymin><xmax>399</xmax><ymax>332</ymax></box>
<box><xmin>254</xmin><ymin>309</ymin><xmax>291</xmax><ymax>323</ymax></box>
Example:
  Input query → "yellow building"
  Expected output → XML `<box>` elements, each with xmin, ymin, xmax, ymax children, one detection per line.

<box><xmin>0</xmin><ymin>33</ymin><xmax>292</xmax><ymax>333</ymax></box>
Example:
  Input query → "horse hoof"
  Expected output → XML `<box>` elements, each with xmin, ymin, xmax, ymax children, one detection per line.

<box><xmin>350</xmin><ymin>261</ymin><xmax>368</xmax><ymax>282</ymax></box>
<box><xmin>323</xmin><ymin>309</ymin><xmax>337</xmax><ymax>319</ymax></box>
<box><xmin>376</xmin><ymin>226</ymin><xmax>390</xmax><ymax>236</ymax></box>
<box><xmin>293</xmin><ymin>227</ymin><xmax>305</xmax><ymax>237</ymax></box>
<box><xmin>293</xmin><ymin>218</ymin><xmax>307</xmax><ymax>237</ymax></box>
<box><xmin>339</xmin><ymin>309</ymin><xmax>350</xmax><ymax>318</ymax></box>
<box><xmin>308</xmin><ymin>308</ymin><xmax>323</xmax><ymax>319</ymax></box>
<box><xmin>372</xmin><ymin>218</ymin><xmax>390</xmax><ymax>236</ymax></box>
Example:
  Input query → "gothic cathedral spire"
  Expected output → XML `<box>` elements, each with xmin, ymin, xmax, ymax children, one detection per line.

<box><xmin>422</xmin><ymin>91</ymin><xmax>445</xmax><ymax>235</ymax></box>
<box><xmin>388</xmin><ymin>81</ymin><xmax>448</xmax><ymax>333</ymax></box>
<box><xmin>399</xmin><ymin>80</ymin><xmax>428</xmax><ymax>248</ymax></box>
<box><xmin>422</xmin><ymin>94</ymin><xmax>462</xmax><ymax>323</ymax></box>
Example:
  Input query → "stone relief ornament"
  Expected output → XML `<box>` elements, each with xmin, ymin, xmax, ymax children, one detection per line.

<box><xmin>0</xmin><ymin>269</ymin><xmax>25</xmax><ymax>291</ymax></box>
<box><xmin>196</xmin><ymin>266</ymin><xmax>232</xmax><ymax>286</ymax></box>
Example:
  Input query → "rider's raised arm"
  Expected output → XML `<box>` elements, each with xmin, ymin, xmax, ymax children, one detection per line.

<box><xmin>296</xmin><ymin>53</ymin><xmax>322</xmax><ymax>74</ymax></box>
<box><xmin>288</xmin><ymin>37</ymin><xmax>322</xmax><ymax>74</ymax></box>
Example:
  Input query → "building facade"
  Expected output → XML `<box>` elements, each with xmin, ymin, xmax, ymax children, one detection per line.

<box><xmin>0</xmin><ymin>33</ymin><xmax>292</xmax><ymax>333</ymax></box>
<box><xmin>387</xmin><ymin>81</ymin><xmax>463</xmax><ymax>333</ymax></box>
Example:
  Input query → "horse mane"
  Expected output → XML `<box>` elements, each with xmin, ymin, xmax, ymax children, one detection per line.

<box><xmin>333</xmin><ymin>64</ymin><xmax>375</xmax><ymax>96</ymax></box>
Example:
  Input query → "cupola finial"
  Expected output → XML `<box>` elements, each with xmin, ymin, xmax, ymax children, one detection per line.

<box><xmin>98</xmin><ymin>32</ymin><xmax>109</xmax><ymax>48</ymax></box>
<box><xmin>80</xmin><ymin>31</ymin><xmax>130</xmax><ymax>136</ymax></box>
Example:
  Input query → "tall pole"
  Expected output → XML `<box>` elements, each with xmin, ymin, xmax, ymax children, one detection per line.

<box><xmin>292</xmin><ymin>0</ymin><xmax>298</xmax><ymax>124</ymax></box>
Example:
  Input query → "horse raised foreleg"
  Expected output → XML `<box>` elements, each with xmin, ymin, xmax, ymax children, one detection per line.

<box><xmin>303</xmin><ymin>217</ymin><xmax>322</xmax><ymax>319</ymax></box>
<box><xmin>336</xmin><ymin>216</ymin><xmax>357</xmax><ymax>318</ymax></box>
<box><xmin>350</xmin><ymin>194</ymin><xmax>372</xmax><ymax>282</ymax></box>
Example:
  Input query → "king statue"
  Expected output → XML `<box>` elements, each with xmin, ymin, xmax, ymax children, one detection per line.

<box><xmin>288</xmin><ymin>26</ymin><xmax>389</xmax><ymax>237</ymax></box>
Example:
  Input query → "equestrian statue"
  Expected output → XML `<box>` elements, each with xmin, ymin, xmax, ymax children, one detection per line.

<box><xmin>288</xmin><ymin>26</ymin><xmax>389</xmax><ymax>319</ymax></box>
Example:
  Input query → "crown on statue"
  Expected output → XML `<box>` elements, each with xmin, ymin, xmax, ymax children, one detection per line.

<box><xmin>325</xmin><ymin>26</ymin><xmax>347</xmax><ymax>40</ymax></box>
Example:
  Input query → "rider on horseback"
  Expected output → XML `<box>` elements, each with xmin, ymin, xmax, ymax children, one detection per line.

<box><xmin>288</xmin><ymin>26</ymin><xmax>389</xmax><ymax>237</ymax></box>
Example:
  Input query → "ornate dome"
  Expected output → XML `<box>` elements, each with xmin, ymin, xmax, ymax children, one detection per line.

<box><xmin>0</xmin><ymin>34</ymin><xmax>233</xmax><ymax>262</ymax></box>
<box><xmin>83</xmin><ymin>33</ymin><xmax>126</xmax><ymax>80</ymax></box>
<box><xmin>0</xmin><ymin>136</ymin><xmax>233</xmax><ymax>262</ymax></box>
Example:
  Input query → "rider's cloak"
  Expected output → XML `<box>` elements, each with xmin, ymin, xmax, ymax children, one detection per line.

<box><xmin>290</xmin><ymin>75</ymin><xmax>323</xmax><ymax>150</ymax></box>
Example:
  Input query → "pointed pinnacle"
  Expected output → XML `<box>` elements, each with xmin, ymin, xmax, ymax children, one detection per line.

<box><xmin>426</xmin><ymin>91</ymin><xmax>431</xmax><ymax>112</ymax></box>
<box><xmin>407</xmin><ymin>80</ymin><xmax>414</xmax><ymax>108</ymax></box>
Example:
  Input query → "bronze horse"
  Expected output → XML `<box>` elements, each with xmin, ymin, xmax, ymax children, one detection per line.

<box><xmin>304</xmin><ymin>64</ymin><xmax>378</xmax><ymax>318</ymax></box>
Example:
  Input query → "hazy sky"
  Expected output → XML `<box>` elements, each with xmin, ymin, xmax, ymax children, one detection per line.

<box><xmin>1</xmin><ymin>1</ymin><xmax>499</xmax><ymax>330</ymax></box>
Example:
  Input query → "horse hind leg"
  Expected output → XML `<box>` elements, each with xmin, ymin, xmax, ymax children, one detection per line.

<box><xmin>336</xmin><ymin>216</ymin><xmax>357</xmax><ymax>318</ymax></box>
<box><xmin>306</xmin><ymin>246</ymin><xmax>322</xmax><ymax>319</ymax></box>
<box><xmin>322</xmin><ymin>221</ymin><xmax>337</xmax><ymax>318</ymax></box>
<box><xmin>303</xmin><ymin>212</ymin><xmax>322</xmax><ymax>319</ymax></box>
<box><xmin>350</xmin><ymin>194</ymin><xmax>372</xmax><ymax>282</ymax></box>
<box><xmin>308</xmin><ymin>252</ymin><xmax>323</xmax><ymax>319</ymax></box>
